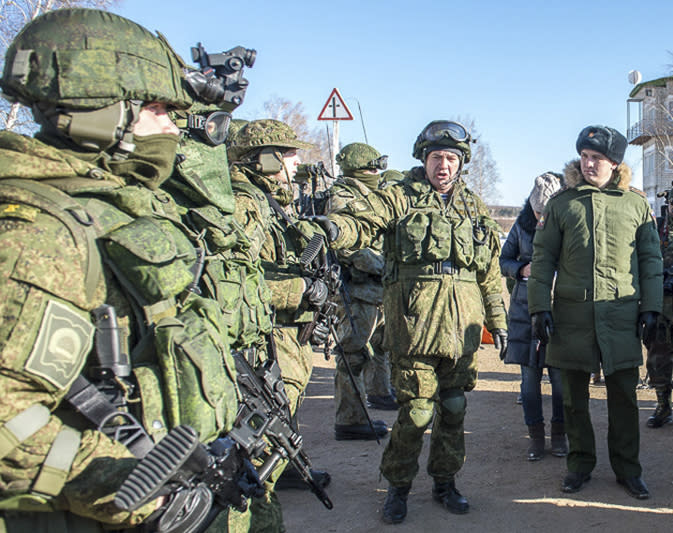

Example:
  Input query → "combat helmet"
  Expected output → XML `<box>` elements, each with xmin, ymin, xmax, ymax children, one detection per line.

<box><xmin>336</xmin><ymin>142</ymin><xmax>388</xmax><ymax>174</ymax></box>
<box><xmin>227</xmin><ymin>119</ymin><xmax>313</xmax><ymax>163</ymax></box>
<box><xmin>412</xmin><ymin>120</ymin><xmax>472</xmax><ymax>163</ymax></box>
<box><xmin>1</xmin><ymin>8</ymin><xmax>192</xmax><ymax>154</ymax></box>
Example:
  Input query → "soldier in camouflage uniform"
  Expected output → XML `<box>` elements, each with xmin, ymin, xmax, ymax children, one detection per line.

<box><xmin>645</xmin><ymin>198</ymin><xmax>673</xmax><ymax>428</ymax></box>
<box><xmin>330</xmin><ymin>143</ymin><xmax>394</xmax><ymax>441</ymax></box>
<box><xmin>164</xmin><ymin>107</ymin><xmax>280</xmax><ymax>533</ymax></box>
<box><xmin>0</xmin><ymin>9</ymin><xmax>246</xmax><ymax>532</ymax></box>
<box><xmin>311</xmin><ymin>121</ymin><xmax>508</xmax><ymax>524</ymax></box>
<box><xmin>226</xmin><ymin>119</ymin><xmax>331</xmax><ymax>526</ymax></box>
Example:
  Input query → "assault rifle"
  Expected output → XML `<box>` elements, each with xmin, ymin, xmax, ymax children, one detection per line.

<box><xmin>231</xmin><ymin>354</ymin><xmax>333</xmax><ymax>509</ymax></box>
<box><xmin>115</xmin><ymin>356</ymin><xmax>331</xmax><ymax>531</ymax></box>
<box><xmin>297</xmin><ymin>234</ymin><xmax>382</xmax><ymax>444</ymax></box>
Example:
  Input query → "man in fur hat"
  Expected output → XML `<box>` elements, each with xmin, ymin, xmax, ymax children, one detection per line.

<box><xmin>528</xmin><ymin>125</ymin><xmax>662</xmax><ymax>500</ymax></box>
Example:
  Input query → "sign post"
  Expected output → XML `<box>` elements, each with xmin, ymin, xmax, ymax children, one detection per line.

<box><xmin>318</xmin><ymin>88</ymin><xmax>353</xmax><ymax>176</ymax></box>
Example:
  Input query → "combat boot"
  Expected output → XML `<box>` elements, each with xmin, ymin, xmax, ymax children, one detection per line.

<box><xmin>550</xmin><ymin>422</ymin><xmax>568</xmax><ymax>457</ymax></box>
<box><xmin>382</xmin><ymin>484</ymin><xmax>411</xmax><ymax>524</ymax></box>
<box><xmin>432</xmin><ymin>479</ymin><xmax>469</xmax><ymax>514</ymax></box>
<box><xmin>526</xmin><ymin>423</ymin><xmax>545</xmax><ymax>461</ymax></box>
<box><xmin>647</xmin><ymin>389</ymin><xmax>672</xmax><ymax>428</ymax></box>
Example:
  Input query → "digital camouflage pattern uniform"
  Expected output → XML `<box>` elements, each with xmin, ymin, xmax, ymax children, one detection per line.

<box><xmin>328</xmin><ymin>166</ymin><xmax>506</xmax><ymax>486</ymax></box>
<box><xmin>330</xmin><ymin>143</ymin><xmax>390</xmax><ymax>429</ymax></box>
<box><xmin>0</xmin><ymin>9</ymin><xmax>240</xmax><ymax>532</ymax></box>
<box><xmin>227</xmin><ymin>120</ymin><xmax>319</xmax><ymax>415</ymax></box>
<box><xmin>164</xmin><ymin>135</ymin><xmax>278</xmax><ymax>533</ymax></box>
<box><xmin>227</xmin><ymin>119</ymin><xmax>324</xmax><ymax>533</ymax></box>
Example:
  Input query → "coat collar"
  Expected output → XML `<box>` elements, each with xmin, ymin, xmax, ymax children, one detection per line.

<box><xmin>564</xmin><ymin>159</ymin><xmax>632</xmax><ymax>191</ymax></box>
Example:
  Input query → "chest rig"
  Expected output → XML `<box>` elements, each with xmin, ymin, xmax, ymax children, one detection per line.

<box><xmin>385</xmin><ymin>176</ymin><xmax>495</xmax><ymax>280</ymax></box>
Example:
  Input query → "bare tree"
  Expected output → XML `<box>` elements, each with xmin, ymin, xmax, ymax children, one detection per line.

<box><xmin>452</xmin><ymin>115</ymin><xmax>502</xmax><ymax>204</ymax></box>
<box><xmin>1</xmin><ymin>0</ymin><xmax>119</xmax><ymax>132</ymax></box>
<box><xmin>263</xmin><ymin>96</ymin><xmax>331</xmax><ymax>165</ymax></box>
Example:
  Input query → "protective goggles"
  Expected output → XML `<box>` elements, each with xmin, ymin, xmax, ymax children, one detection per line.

<box><xmin>367</xmin><ymin>155</ymin><xmax>389</xmax><ymax>171</ymax></box>
<box><xmin>187</xmin><ymin>111</ymin><xmax>231</xmax><ymax>146</ymax></box>
<box><xmin>422</xmin><ymin>121</ymin><xmax>469</xmax><ymax>143</ymax></box>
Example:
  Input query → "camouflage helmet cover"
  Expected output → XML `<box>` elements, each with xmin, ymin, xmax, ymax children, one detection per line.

<box><xmin>336</xmin><ymin>142</ymin><xmax>382</xmax><ymax>173</ymax></box>
<box><xmin>227</xmin><ymin>118</ymin><xmax>313</xmax><ymax>161</ymax></box>
<box><xmin>1</xmin><ymin>8</ymin><xmax>192</xmax><ymax>110</ymax></box>
<box><xmin>412</xmin><ymin>120</ymin><xmax>472</xmax><ymax>163</ymax></box>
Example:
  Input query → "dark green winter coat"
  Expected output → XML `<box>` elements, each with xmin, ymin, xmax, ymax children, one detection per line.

<box><xmin>528</xmin><ymin>160</ymin><xmax>663</xmax><ymax>375</ymax></box>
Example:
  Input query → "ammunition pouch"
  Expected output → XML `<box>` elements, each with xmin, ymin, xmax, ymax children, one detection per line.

<box><xmin>138</xmin><ymin>294</ymin><xmax>239</xmax><ymax>444</ymax></box>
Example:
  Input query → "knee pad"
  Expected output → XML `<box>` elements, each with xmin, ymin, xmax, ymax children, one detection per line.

<box><xmin>439</xmin><ymin>389</ymin><xmax>466</xmax><ymax>425</ymax></box>
<box><xmin>406</xmin><ymin>398</ymin><xmax>434</xmax><ymax>428</ymax></box>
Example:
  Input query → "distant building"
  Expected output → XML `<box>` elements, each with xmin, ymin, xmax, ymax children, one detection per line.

<box><xmin>627</xmin><ymin>75</ymin><xmax>673</xmax><ymax>213</ymax></box>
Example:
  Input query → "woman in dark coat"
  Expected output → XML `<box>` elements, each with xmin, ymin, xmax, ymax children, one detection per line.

<box><xmin>500</xmin><ymin>172</ymin><xmax>565</xmax><ymax>460</ymax></box>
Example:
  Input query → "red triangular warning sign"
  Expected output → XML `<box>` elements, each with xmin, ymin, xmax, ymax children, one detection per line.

<box><xmin>317</xmin><ymin>88</ymin><xmax>353</xmax><ymax>121</ymax></box>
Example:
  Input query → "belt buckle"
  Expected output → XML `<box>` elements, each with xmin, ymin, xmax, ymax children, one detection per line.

<box><xmin>441</xmin><ymin>260</ymin><xmax>456</xmax><ymax>275</ymax></box>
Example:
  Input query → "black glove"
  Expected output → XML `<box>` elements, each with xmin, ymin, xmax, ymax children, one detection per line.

<box><xmin>638</xmin><ymin>311</ymin><xmax>659</xmax><ymax>347</ymax></box>
<box><xmin>311</xmin><ymin>320</ymin><xmax>330</xmax><ymax>346</ymax></box>
<box><xmin>302</xmin><ymin>215</ymin><xmax>340</xmax><ymax>242</ymax></box>
<box><xmin>490</xmin><ymin>328</ymin><xmax>508</xmax><ymax>360</ymax></box>
<box><xmin>531</xmin><ymin>311</ymin><xmax>554</xmax><ymax>345</ymax></box>
<box><xmin>303</xmin><ymin>278</ymin><xmax>328</xmax><ymax>309</ymax></box>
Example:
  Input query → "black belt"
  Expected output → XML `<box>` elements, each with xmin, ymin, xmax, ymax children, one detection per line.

<box><xmin>434</xmin><ymin>260</ymin><xmax>459</xmax><ymax>275</ymax></box>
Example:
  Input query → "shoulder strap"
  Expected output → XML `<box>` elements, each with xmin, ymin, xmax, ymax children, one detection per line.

<box><xmin>0</xmin><ymin>179</ymin><xmax>102</xmax><ymax>304</ymax></box>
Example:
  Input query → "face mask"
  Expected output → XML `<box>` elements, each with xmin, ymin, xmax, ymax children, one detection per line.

<box><xmin>350</xmin><ymin>169</ymin><xmax>380</xmax><ymax>191</ymax></box>
<box><xmin>106</xmin><ymin>134</ymin><xmax>180</xmax><ymax>189</ymax></box>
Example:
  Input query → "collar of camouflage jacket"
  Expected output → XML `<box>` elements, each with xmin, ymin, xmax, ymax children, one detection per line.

<box><xmin>0</xmin><ymin>130</ymin><xmax>123</xmax><ymax>188</ymax></box>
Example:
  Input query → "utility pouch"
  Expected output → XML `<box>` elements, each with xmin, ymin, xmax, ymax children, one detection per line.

<box><xmin>151</xmin><ymin>294</ymin><xmax>239</xmax><ymax>443</ymax></box>
<box><xmin>101</xmin><ymin>216</ymin><xmax>195</xmax><ymax>303</ymax></box>
<box><xmin>395</xmin><ymin>211</ymin><xmax>429</xmax><ymax>262</ymax></box>
<box><xmin>452</xmin><ymin>217</ymin><xmax>474</xmax><ymax>268</ymax></box>
<box><xmin>423</xmin><ymin>212</ymin><xmax>453</xmax><ymax>261</ymax></box>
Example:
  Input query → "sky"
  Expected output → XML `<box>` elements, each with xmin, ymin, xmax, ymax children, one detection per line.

<box><xmin>112</xmin><ymin>0</ymin><xmax>673</xmax><ymax>206</ymax></box>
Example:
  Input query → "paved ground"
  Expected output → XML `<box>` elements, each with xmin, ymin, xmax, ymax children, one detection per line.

<box><xmin>278</xmin><ymin>344</ymin><xmax>673</xmax><ymax>532</ymax></box>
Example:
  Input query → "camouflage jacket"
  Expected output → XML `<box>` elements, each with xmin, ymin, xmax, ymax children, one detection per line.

<box><xmin>165</xmin><ymin>138</ymin><xmax>273</xmax><ymax>352</ymax></box>
<box><xmin>329</xmin><ymin>167</ymin><xmax>506</xmax><ymax>358</ymax></box>
<box><xmin>230</xmin><ymin>163</ymin><xmax>323</xmax><ymax>325</ymax></box>
<box><xmin>326</xmin><ymin>176</ymin><xmax>384</xmax><ymax>304</ymax></box>
<box><xmin>0</xmin><ymin>132</ymin><xmax>238</xmax><ymax>525</ymax></box>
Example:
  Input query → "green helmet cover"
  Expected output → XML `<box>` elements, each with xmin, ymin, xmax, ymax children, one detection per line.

<box><xmin>1</xmin><ymin>8</ymin><xmax>192</xmax><ymax>110</ymax></box>
<box><xmin>336</xmin><ymin>142</ymin><xmax>382</xmax><ymax>173</ymax></box>
<box><xmin>412</xmin><ymin>120</ymin><xmax>472</xmax><ymax>163</ymax></box>
<box><xmin>227</xmin><ymin>119</ymin><xmax>313</xmax><ymax>161</ymax></box>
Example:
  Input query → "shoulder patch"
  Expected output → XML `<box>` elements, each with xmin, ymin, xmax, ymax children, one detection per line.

<box><xmin>536</xmin><ymin>214</ymin><xmax>547</xmax><ymax>230</ymax></box>
<box><xmin>24</xmin><ymin>299</ymin><xmax>94</xmax><ymax>389</ymax></box>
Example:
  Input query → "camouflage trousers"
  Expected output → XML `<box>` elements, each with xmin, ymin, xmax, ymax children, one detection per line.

<box><xmin>646</xmin><ymin>314</ymin><xmax>673</xmax><ymax>393</ymax></box>
<box><xmin>334</xmin><ymin>301</ymin><xmax>386</xmax><ymax>425</ymax></box>
<box><xmin>380</xmin><ymin>352</ymin><xmax>477</xmax><ymax>487</ymax></box>
<box><xmin>273</xmin><ymin>325</ymin><xmax>315</xmax><ymax>416</ymax></box>
<box><xmin>363</xmin><ymin>321</ymin><xmax>391</xmax><ymax>398</ymax></box>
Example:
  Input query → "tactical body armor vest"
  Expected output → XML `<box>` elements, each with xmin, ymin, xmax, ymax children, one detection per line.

<box><xmin>0</xmin><ymin>135</ymin><xmax>238</xmax><ymax>512</ymax></box>
<box><xmin>385</xmin><ymin>172</ymin><xmax>498</xmax><ymax>282</ymax></box>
